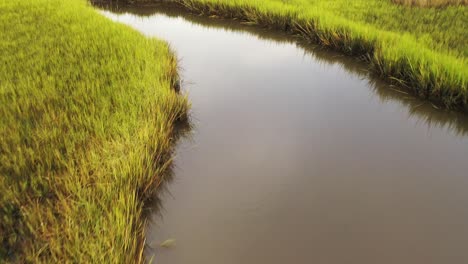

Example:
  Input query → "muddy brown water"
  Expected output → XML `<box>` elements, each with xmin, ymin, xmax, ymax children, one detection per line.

<box><xmin>103</xmin><ymin>5</ymin><xmax>468</xmax><ymax>264</ymax></box>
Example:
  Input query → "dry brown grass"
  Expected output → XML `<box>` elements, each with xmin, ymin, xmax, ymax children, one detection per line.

<box><xmin>392</xmin><ymin>0</ymin><xmax>467</xmax><ymax>7</ymax></box>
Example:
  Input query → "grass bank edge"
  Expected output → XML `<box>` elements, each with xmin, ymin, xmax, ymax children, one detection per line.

<box><xmin>0</xmin><ymin>0</ymin><xmax>189</xmax><ymax>262</ymax></box>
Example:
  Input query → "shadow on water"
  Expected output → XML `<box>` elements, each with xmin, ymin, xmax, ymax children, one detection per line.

<box><xmin>140</xmin><ymin>117</ymin><xmax>193</xmax><ymax>255</ymax></box>
<box><xmin>96</xmin><ymin>2</ymin><xmax>468</xmax><ymax>137</ymax></box>
<box><xmin>141</xmin><ymin>118</ymin><xmax>193</xmax><ymax>215</ymax></box>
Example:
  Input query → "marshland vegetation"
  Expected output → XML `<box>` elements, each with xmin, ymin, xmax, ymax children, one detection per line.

<box><xmin>0</xmin><ymin>0</ymin><xmax>188</xmax><ymax>262</ymax></box>
<box><xmin>1</xmin><ymin>0</ymin><xmax>467</xmax><ymax>263</ymax></box>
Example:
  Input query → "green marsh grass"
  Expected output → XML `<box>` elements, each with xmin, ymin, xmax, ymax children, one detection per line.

<box><xmin>0</xmin><ymin>0</ymin><xmax>189</xmax><ymax>262</ymax></box>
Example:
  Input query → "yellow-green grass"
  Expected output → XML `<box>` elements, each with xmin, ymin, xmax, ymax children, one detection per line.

<box><xmin>0</xmin><ymin>0</ymin><xmax>189</xmax><ymax>262</ymax></box>
<box><xmin>127</xmin><ymin>0</ymin><xmax>467</xmax><ymax>110</ymax></box>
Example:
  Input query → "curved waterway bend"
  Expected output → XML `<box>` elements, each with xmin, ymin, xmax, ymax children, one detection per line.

<box><xmin>103</xmin><ymin>6</ymin><xmax>468</xmax><ymax>264</ymax></box>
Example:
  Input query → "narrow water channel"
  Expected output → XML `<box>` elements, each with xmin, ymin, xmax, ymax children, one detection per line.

<box><xmin>103</xmin><ymin>5</ymin><xmax>468</xmax><ymax>264</ymax></box>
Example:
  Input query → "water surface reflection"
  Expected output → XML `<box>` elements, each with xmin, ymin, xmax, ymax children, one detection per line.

<box><xmin>102</xmin><ymin>5</ymin><xmax>468</xmax><ymax>264</ymax></box>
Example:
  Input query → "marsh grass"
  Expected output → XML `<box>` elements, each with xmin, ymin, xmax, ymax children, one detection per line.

<box><xmin>0</xmin><ymin>0</ymin><xmax>189</xmax><ymax>262</ymax></box>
